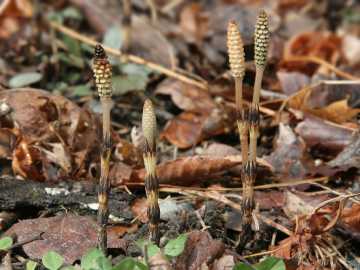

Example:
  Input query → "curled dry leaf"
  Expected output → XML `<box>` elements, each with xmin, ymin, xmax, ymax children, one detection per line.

<box><xmin>0</xmin><ymin>88</ymin><xmax>99</xmax><ymax>181</ymax></box>
<box><xmin>5</xmin><ymin>215</ymin><xmax>127</xmax><ymax>264</ymax></box>
<box><xmin>306</xmin><ymin>99</ymin><xmax>360</xmax><ymax>124</ymax></box>
<box><xmin>130</xmin><ymin>155</ymin><xmax>272</xmax><ymax>186</ymax></box>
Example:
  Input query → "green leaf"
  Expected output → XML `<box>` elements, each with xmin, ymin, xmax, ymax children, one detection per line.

<box><xmin>96</xmin><ymin>256</ymin><xmax>112</xmax><ymax>270</ymax></box>
<box><xmin>164</xmin><ymin>234</ymin><xmax>187</xmax><ymax>257</ymax></box>
<box><xmin>72</xmin><ymin>84</ymin><xmax>92</xmax><ymax>96</ymax></box>
<box><xmin>62</xmin><ymin>36</ymin><xmax>82</xmax><ymax>57</ymax></box>
<box><xmin>0</xmin><ymin>236</ymin><xmax>13</xmax><ymax>250</ymax></box>
<box><xmin>42</xmin><ymin>251</ymin><xmax>64</xmax><ymax>270</ymax></box>
<box><xmin>112</xmin><ymin>74</ymin><xmax>148</xmax><ymax>95</ymax></box>
<box><xmin>61</xmin><ymin>7</ymin><xmax>83</xmax><ymax>20</ymax></box>
<box><xmin>103</xmin><ymin>26</ymin><xmax>123</xmax><ymax>50</ymax></box>
<box><xmin>255</xmin><ymin>257</ymin><xmax>286</xmax><ymax>270</ymax></box>
<box><xmin>26</xmin><ymin>261</ymin><xmax>38</xmax><ymax>270</ymax></box>
<box><xmin>233</xmin><ymin>263</ymin><xmax>254</xmax><ymax>270</ymax></box>
<box><xmin>9</xmin><ymin>72</ymin><xmax>42</xmax><ymax>88</ymax></box>
<box><xmin>58</xmin><ymin>53</ymin><xmax>84</xmax><ymax>69</ymax></box>
<box><xmin>112</xmin><ymin>258</ymin><xmax>147</xmax><ymax>270</ymax></box>
<box><xmin>136</xmin><ymin>239</ymin><xmax>160</xmax><ymax>258</ymax></box>
<box><xmin>81</xmin><ymin>248</ymin><xmax>105</xmax><ymax>270</ymax></box>
<box><xmin>61</xmin><ymin>267</ymin><xmax>76</xmax><ymax>270</ymax></box>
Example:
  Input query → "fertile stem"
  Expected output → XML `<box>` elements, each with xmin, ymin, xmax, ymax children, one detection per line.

<box><xmin>93</xmin><ymin>44</ymin><xmax>113</xmax><ymax>254</ymax></box>
<box><xmin>142</xmin><ymin>99</ymin><xmax>160</xmax><ymax>244</ymax></box>
<box><xmin>241</xmin><ymin>10</ymin><xmax>269</xmax><ymax>248</ymax></box>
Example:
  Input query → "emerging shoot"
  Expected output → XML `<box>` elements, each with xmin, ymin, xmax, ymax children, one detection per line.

<box><xmin>93</xmin><ymin>44</ymin><xmax>113</xmax><ymax>254</ymax></box>
<box><xmin>142</xmin><ymin>99</ymin><xmax>160</xmax><ymax>245</ymax></box>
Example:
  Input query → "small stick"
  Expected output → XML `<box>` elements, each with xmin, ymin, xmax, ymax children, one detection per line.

<box><xmin>48</xmin><ymin>21</ymin><xmax>208</xmax><ymax>90</ymax></box>
<box><xmin>142</xmin><ymin>99</ymin><xmax>160</xmax><ymax>244</ymax></box>
<box><xmin>92</xmin><ymin>44</ymin><xmax>113</xmax><ymax>254</ymax></box>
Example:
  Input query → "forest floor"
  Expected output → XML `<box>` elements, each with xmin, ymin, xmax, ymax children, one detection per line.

<box><xmin>0</xmin><ymin>0</ymin><xmax>360</xmax><ymax>269</ymax></box>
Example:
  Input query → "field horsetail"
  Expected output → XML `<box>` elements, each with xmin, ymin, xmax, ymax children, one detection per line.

<box><xmin>227</xmin><ymin>10</ymin><xmax>270</xmax><ymax>249</ymax></box>
<box><xmin>142</xmin><ymin>99</ymin><xmax>160</xmax><ymax>244</ymax></box>
<box><xmin>93</xmin><ymin>44</ymin><xmax>113</xmax><ymax>254</ymax></box>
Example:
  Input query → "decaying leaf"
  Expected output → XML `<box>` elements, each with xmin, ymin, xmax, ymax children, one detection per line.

<box><xmin>295</xmin><ymin>116</ymin><xmax>354</xmax><ymax>153</ymax></box>
<box><xmin>5</xmin><ymin>215</ymin><xmax>127</xmax><ymax>264</ymax></box>
<box><xmin>0</xmin><ymin>88</ymin><xmax>99</xmax><ymax>181</ymax></box>
<box><xmin>328</xmin><ymin>132</ymin><xmax>360</xmax><ymax>169</ymax></box>
<box><xmin>131</xmin><ymin>155</ymin><xmax>272</xmax><ymax>186</ymax></box>
<box><xmin>264</xmin><ymin>123</ymin><xmax>307</xmax><ymax>179</ymax></box>
<box><xmin>175</xmin><ymin>230</ymin><xmax>224</xmax><ymax>270</ymax></box>
<box><xmin>155</xmin><ymin>79</ymin><xmax>215</xmax><ymax>114</ymax></box>
<box><xmin>0</xmin><ymin>0</ymin><xmax>33</xmax><ymax>39</ymax></box>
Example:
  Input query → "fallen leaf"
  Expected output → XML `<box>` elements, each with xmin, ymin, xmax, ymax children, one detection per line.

<box><xmin>307</xmin><ymin>99</ymin><xmax>360</xmax><ymax>124</ymax></box>
<box><xmin>295</xmin><ymin>116</ymin><xmax>354</xmax><ymax>153</ymax></box>
<box><xmin>277</xmin><ymin>71</ymin><xmax>310</xmax><ymax>95</ymax></box>
<box><xmin>155</xmin><ymin>79</ymin><xmax>215</xmax><ymax>114</ymax></box>
<box><xmin>131</xmin><ymin>155</ymin><xmax>272</xmax><ymax>186</ymax></box>
<box><xmin>339</xmin><ymin>204</ymin><xmax>360</xmax><ymax>241</ymax></box>
<box><xmin>5</xmin><ymin>215</ymin><xmax>127</xmax><ymax>264</ymax></box>
<box><xmin>175</xmin><ymin>231</ymin><xmax>224</xmax><ymax>270</ymax></box>
<box><xmin>212</xmin><ymin>255</ymin><xmax>235</xmax><ymax>270</ymax></box>
<box><xmin>328</xmin><ymin>132</ymin><xmax>360</xmax><ymax>169</ymax></box>
<box><xmin>8</xmin><ymin>72</ymin><xmax>42</xmax><ymax>88</ymax></box>
<box><xmin>264</xmin><ymin>123</ymin><xmax>307</xmax><ymax>180</ymax></box>
<box><xmin>0</xmin><ymin>88</ymin><xmax>99</xmax><ymax>181</ymax></box>
<box><xmin>0</xmin><ymin>0</ymin><xmax>33</xmax><ymax>39</ymax></box>
<box><xmin>161</xmin><ymin>112</ymin><xmax>205</xmax><ymax>148</ymax></box>
<box><xmin>179</xmin><ymin>3</ymin><xmax>209</xmax><ymax>45</ymax></box>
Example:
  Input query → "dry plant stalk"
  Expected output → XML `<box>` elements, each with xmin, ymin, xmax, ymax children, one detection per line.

<box><xmin>142</xmin><ymin>99</ymin><xmax>160</xmax><ymax>244</ymax></box>
<box><xmin>122</xmin><ymin>0</ymin><xmax>132</xmax><ymax>51</ymax></box>
<box><xmin>227</xmin><ymin>11</ymin><xmax>270</xmax><ymax>249</ymax></box>
<box><xmin>93</xmin><ymin>44</ymin><xmax>113</xmax><ymax>253</ymax></box>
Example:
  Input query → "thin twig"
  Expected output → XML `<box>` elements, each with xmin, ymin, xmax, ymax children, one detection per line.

<box><xmin>48</xmin><ymin>21</ymin><xmax>208</xmax><ymax>90</ymax></box>
<box><xmin>284</xmin><ymin>55</ymin><xmax>360</xmax><ymax>81</ymax></box>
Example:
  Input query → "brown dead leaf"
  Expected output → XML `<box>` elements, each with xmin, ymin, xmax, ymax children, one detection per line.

<box><xmin>161</xmin><ymin>112</ymin><xmax>205</xmax><ymax>148</ymax></box>
<box><xmin>156</xmin><ymin>79</ymin><xmax>215</xmax><ymax>114</ymax></box>
<box><xmin>175</xmin><ymin>231</ymin><xmax>224</xmax><ymax>270</ymax></box>
<box><xmin>264</xmin><ymin>124</ymin><xmax>307</xmax><ymax>180</ymax></box>
<box><xmin>295</xmin><ymin>116</ymin><xmax>354</xmax><ymax>153</ymax></box>
<box><xmin>0</xmin><ymin>0</ymin><xmax>33</xmax><ymax>39</ymax></box>
<box><xmin>328</xmin><ymin>132</ymin><xmax>360</xmax><ymax>169</ymax></box>
<box><xmin>0</xmin><ymin>128</ymin><xmax>17</xmax><ymax>159</ymax></box>
<box><xmin>0</xmin><ymin>88</ymin><xmax>99</xmax><ymax>181</ymax></box>
<box><xmin>211</xmin><ymin>255</ymin><xmax>235</xmax><ymax>270</ymax></box>
<box><xmin>282</xmin><ymin>32</ymin><xmax>342</xmax><ymax>75</ymax></box>
<box><xmin>339</xmin><ymin>204</ymin><xmax>360</xmax><ymax>241</ymax></box>
<box><xmin>277</xmin><ymin>71</ymin><xmax>310</xmax><ymax>95</ymax></box>
<box><xmin>5</xmin><ymin>215</ymin><xmax>127</xmax><ymax>264</ymax></box>
<box><xmin>131</xmin><ymin>197</ymin><xmax>148</xmax><ymax>223</ymax></box>
<box><xmin>179</xmin><ymin>3</ymin><xmax>209</xmax><ymax>46</ymax></box>
<box><xmin>130</xmin><ymin>155</ymin><xmax>272</xmax><ymax>186</ymax></box>
<box><xmin>307</xmin><ymin>99</ymin><xmax>360</xmax><ymax>124</ymax></box>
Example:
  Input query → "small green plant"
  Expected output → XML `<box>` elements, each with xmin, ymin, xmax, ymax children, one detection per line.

<box><xmin>26</xmin><ymin>260</ymin><xmax>38</xmax><ymax>270</ymax></box>
<box><xmin>0</xmin><ymin>236</ymin><xmax>13</xmax><ymax>250</ymax></box>
<box><xmin>234</xmin><ymin>257</ymin><xmax>285</xmax><ymax>270</ymax></box>
<box><xmin>42</xmin><ymin>251</ymin><xmax>64</xmax><ymax>270</ymax></box>
<box><xmin>136</xmin><ymin>233</ymin><xmax>187</xmax><ymax>259</ymax></box>
<box><xmin>22</xmin><ymin>234</ymin><xmax>186</xmax><ymax>270</ymax></box>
